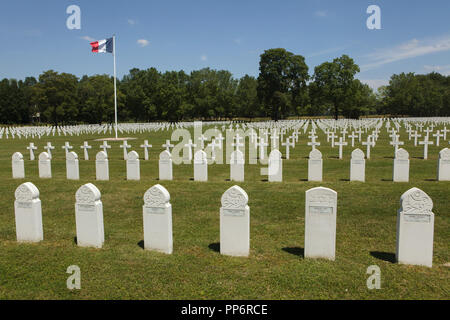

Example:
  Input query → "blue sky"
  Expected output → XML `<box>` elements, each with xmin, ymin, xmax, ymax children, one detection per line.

<box><xmin>1</xmin><ymin>0</ymin><xmax>449</xmax><ymax>91</ymax></box>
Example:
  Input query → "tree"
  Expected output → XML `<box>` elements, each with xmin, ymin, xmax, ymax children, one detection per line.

<box><xmin>78</xmin><ymin>75</ymin><xmax>119</xmax><ymax>123</ymax></box>
<box><xmin>257</xmin><ymin>48</ymin><xmax>309</xmax><ymax>120</ymax></box>
<box><xmin>382</xmin><ymin>72</ymin><xmax>449</xmax><ymax>116</ymax></box>
<box><xmin>312</xmin><ymin>55</ymin><xmax>360</xmax><ymax>119</ymax></box>
<box><xmin>235</xmin><ymin>75</ymin><xmax>259</xmax><ymax>118</ymax></box>
<box><xmin>33</xmin><ymin>70</ymin><xmax>79</xmax><ymax>125</ymax></box>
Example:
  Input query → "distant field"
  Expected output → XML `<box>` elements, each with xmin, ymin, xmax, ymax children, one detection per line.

<box><xmin>0</xmin><ymin>125</ymin><xmax>448</xmax><ymax>299</ymax></box>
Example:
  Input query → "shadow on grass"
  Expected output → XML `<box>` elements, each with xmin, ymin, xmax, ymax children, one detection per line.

<box><xmin>300</xmin><ymin>178</ymin><xmax>308</xmax><ymax>181</ymax></box>
<box><xmin>208</xmin><ymin>242</ymin><xmax>220</xmax><ymax>253</ymax></box>
<box><xmin>340</xmin><ymin>178</ymin><xmax>350</xmax><ymax>182</ymax></box>
<box><xmin>137</xmin><ymin>240</ymin><xmax>144</xmax><ymax>249</ymax></box>
<box><xmin>282</xmin><ymin>247</ymin><xmax>304</xmax><ymax>258</ymax></box>
<box><xmin>424</xmin><ymin>178</ymin><xmax>437</xmax><ymax>182</ymax></box>
<box><xmin>74</xmin><ymin>237</ymin><xmax>77</xmax><ymax>245</ymax></box>
<box><xmin>261</xmin><ymin>179</ymin><xmax>268</xmax><ymax>182</ymax></box>
<box><xmin>370</xmin><ymin>251</ymin><xmax>396</xmax><ymax>263</ymax></box>
<box><xmin>381</xmin><ymin>178</ymin><xmax>393</xmax><ymax>182</ymax></box>
<box><xmin>189</xmin><ymin>177</ymin><xmax>194</xmax><ymax>181</ymax></box>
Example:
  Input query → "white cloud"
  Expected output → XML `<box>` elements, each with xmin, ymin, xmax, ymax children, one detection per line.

<box><xmin>128</xmin><ymin>19</ymin><xmax>137</xmax><ymax>25</ymax></box>
<box><xmin>234</xmin><ymin>38</ymin><xmax>243</xmax><ymax>45</ymax></box>
<box><xmin>361</xmin><ymin>35</ymin><xmax>450</xmax><ymax>71</ymax></box>
<box><xmin>359</xmin><ymin>79</ymin><xmax>389</xmax><ymax>91</ymax></box>
<box><xmin>424</xmin><ymin>64</ymin><xmax>450</xmax><ymax>75</ymax></box>
<box><xmin>137</xmin><ymin>39</ymin><xmax>150</xmax><ymax>47</ymax></box>
<box><xmin>315</xmin><ymin>10</ymin><xmax>327</xmax><ymax>17</ymax></box>
<box><xmin>80</xmin><ymin>36</ymin><xmax>95</xmax><ymax>42</ymax></box>
<box><xmin>201</xmin><ymin>54</ymin><xmax>207</xmax><ymax>61</ymax></box>
<box><xmin>307</xmin><ymin>46</ymin><xmax>346</xmax><ymax>58</ymax></box>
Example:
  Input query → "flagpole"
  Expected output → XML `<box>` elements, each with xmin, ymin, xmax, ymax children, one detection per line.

<box><xmin>113</xmin><ymin>34</ymin><xmax>118</xmax><ymax>139</ymax></box>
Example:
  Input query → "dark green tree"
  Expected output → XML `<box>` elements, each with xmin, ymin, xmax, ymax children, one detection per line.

<box><xmin>257</xmin><ymin>48</ymin><xmax>309</xmax><ymax>120</ymax></box>
<box><xmin>312</xmin><ymin>55</ymin><xmax>360</xmax><ymax>119</ymax></box>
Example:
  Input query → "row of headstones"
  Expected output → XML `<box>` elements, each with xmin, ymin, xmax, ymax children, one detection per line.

<box><xmin>2</xmin><ymin>121</ymin><xmax>230</xmax><ymax>139</ymax></box>
<box><xmin>13</xmin><ymin>182</ymin><xmax>436</xmax><ymax>267</ymax></box>
<box><xmin>12</xmin><ymin>147</ymin><xmax>450</xmax><ymax>182</ymax></box>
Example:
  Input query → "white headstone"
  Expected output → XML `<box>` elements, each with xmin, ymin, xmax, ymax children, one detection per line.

<box><xmin>38</xmin><ymin>152</ymin><xmax>51</xmax><ymax>178</ymax></box>
<box><xmin>66</xmin><ymin>151</ymin><xmax>80</xmax><ymax>180</ymax></box>
<box><xmin>143</xmin><ymin>184</ymin><xmax>173</xmax><ymax>254</ymax></box>
<box><xmin>95</xmin><ymin>151</ymin><xmax>109</xmax><ymax>181</ymax></box>
<box><xmin>437</xmin><ymin>148</ymin><xmax>450</xmax><ymax>181</ymax></box>
<box><xmin>14</xmin><ymin>182</ymin><xmax>43</xmax><ymax>242</ymax></box>
<box><xmin>126</xmin><ymin>151</ymin><xmax>140</xmax><ymax>180</ymax></box>
<box><xmin>12</xmin><ymin>152</ymin><xmax>25</xmax><ymax>179</ymax></box>
<box><xmin>230</xmin><ymin>150</ymin><xmax>245</xmax><ymax>182</ymax></box>
<box><xmin>194</xmin><ymin>150</ymin><xmax>208</xmax><ymax>181</ymax></box>
<box><xmin>75</xmin><ymin>183</ymin><xmax>104</xmax><ymax>248</ymax></box>
<box><xmin>396</xmin><ymin>187</ymin><xmax>434</xmax><ymax>267</ymax></box>
<box><xmin>220</xmin><ymin>185</ymin><xmax>250</xmax><ymax>257</ymax></box>
<box><xmin>350</xmin><ymin>148</ymin><xmax>365</xmax><ymax>182</ymax></box>
<box><xmin>308</xmin><ymin>149</ymin><xmax>323</xmax><ymax>182</ymax></box>
<box><xmin>305</xmin><ymin>187</ymin><xmax>337</xmax><ymax>261</ymax></box>
<box><xmin>268</xmin><ymin>149</ymin><xmax>282</xmax><ymax>182</ymax></box>
<box><xmin>393</xmin><ymin>148</ymin><xmax>410</xmax><ymax>182</ymax></box>
<box><xmin>159</xmin><ymin>150</ymin><xmax>173</xmax><ymax>181</ymax></box>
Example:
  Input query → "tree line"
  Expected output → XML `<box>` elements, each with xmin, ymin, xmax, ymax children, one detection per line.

<box><xmin>0</xmin><ymin>48</ymin><xmax>449</xmax><ymax>125</ymax></box>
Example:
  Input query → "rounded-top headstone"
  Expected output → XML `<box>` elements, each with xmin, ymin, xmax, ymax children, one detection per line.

<box><xmin>439</xmin><ymin>148</ymin><xmax>450</xmax><ymax>160</ymax></box>
<box><xmin>306</xmin><ymin>186</ymin><xmax>337</xmax><ymax>204</ymax></box>
<box><xmin>76</xmin><ymin>183</ymin><xmax>101</xmax><ymax>204</ymax></box>
<box><xmin>127</xmin><ymin>150</ymin><xmax>139</xmax><ymax>160</ymax></box>
<box><xmin>12</xmin><ymin>152</ymin><xmax>23</xmax><ymax>161</ymax></box>
<box><xmin>143</xmin><ymin>184</ymin><xmax>170</xmax><ymax>207</ymax></box>
<box><xmin>395</xmin><ymin>148</ymin><xmax>409</xmax><ymax>160</ymax></box>
<box><xmin>269</xmin><ymin>149</ymin><xmax>282</xmax><ymax>160</ymax></box>
<box><xmin>15</xmin><ymin>182</ymin><xmax>39</xmax><ymax>201</ymax></box>
<box><xmin>39</xmin><ymin>152</ymin><xmax>50</xmax><ymax>161</ymax></box>
<box><xmin>159</xmin><ymin>150</ymin><xmax>172</xmax><ymax>160</ymax></box>
<box><xmin>221</xmin><ymin>185</ymin><xmax>248</xmax><ymax>209</ymax></box>
<box><xmin>67</xmin><ymin>151</ymin><xmax>78</xmax><ymax>160</ymax></box>
<box><xmin>351</xmin><ymin>148</ymin><xmax>365</xmax><ymax>160</ymax></box>
<box><xmin>96</xmin><ymin>151</ymin><xmax>108</xmax><ymax>160</ymax></box>
<box><xmin>309</xmin><ymin>149</ymin><xmax>322</xmax><ymax>160</ymax></box>
<box><xmin>400</xmin><ymin>187</ymin><xmax>433</xmax><ymax>214</ymax></box>
<box><xmin>194</xmin><ymin>150</ymin><xmax>207</xmax><ymax>161</ymax></box>
<box><xmin>231</xmin><ymin>150</ymin><xmax>244</xmax><ymax>162</ymax></box>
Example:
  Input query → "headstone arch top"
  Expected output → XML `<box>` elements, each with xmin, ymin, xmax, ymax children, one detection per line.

<box><xmin>144</xmin><ymin>184</ymin><xmax>170</xmax><ymax>207</ymax></box>
<box><xmin>221</xmin><ymin>185</ymin><xmax>248</xmax><ymax>209</ymax></box>
<box><xmin>76</xmin><ymin>183</ymin><xmax>101</xmax><ymax>204</ymax></box>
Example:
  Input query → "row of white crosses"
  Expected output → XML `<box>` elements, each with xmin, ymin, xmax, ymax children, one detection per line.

<box><xmin>1</xmin><ymin>121</ymin><xmax>235</xmax><ymax>140</ymax></box>
<box><xmin>390</xmin><ymin>119</ymin><xmax>450</xmax><ymax>160</ymax></box>
<box><xmin>26</xmin><ymin>140</ymin><xmax>156</xmax><ymax>162</ymax></box>
<box><xmin>22</xmin><ymin>119</ymin><xmax>450</xmax><ymax>163</ymax></box>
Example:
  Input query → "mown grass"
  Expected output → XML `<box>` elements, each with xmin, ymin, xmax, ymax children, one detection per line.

<box><xmin>0</xmin><ymin>124</ymin><xmax>448</xmax><ymax>299</ymax></box>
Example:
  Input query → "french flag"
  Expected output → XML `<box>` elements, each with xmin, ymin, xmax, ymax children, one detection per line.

<box><xmin>90</xmin><ymin>37</ymin><xmax>113</xmax><ymax>53</ymax></box>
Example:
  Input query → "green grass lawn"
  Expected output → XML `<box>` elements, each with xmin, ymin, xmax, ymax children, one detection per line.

<box><xmin>0</xmin><ymin>124</ymin><xmax>449</xmax><ymax>299</ymax></box>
